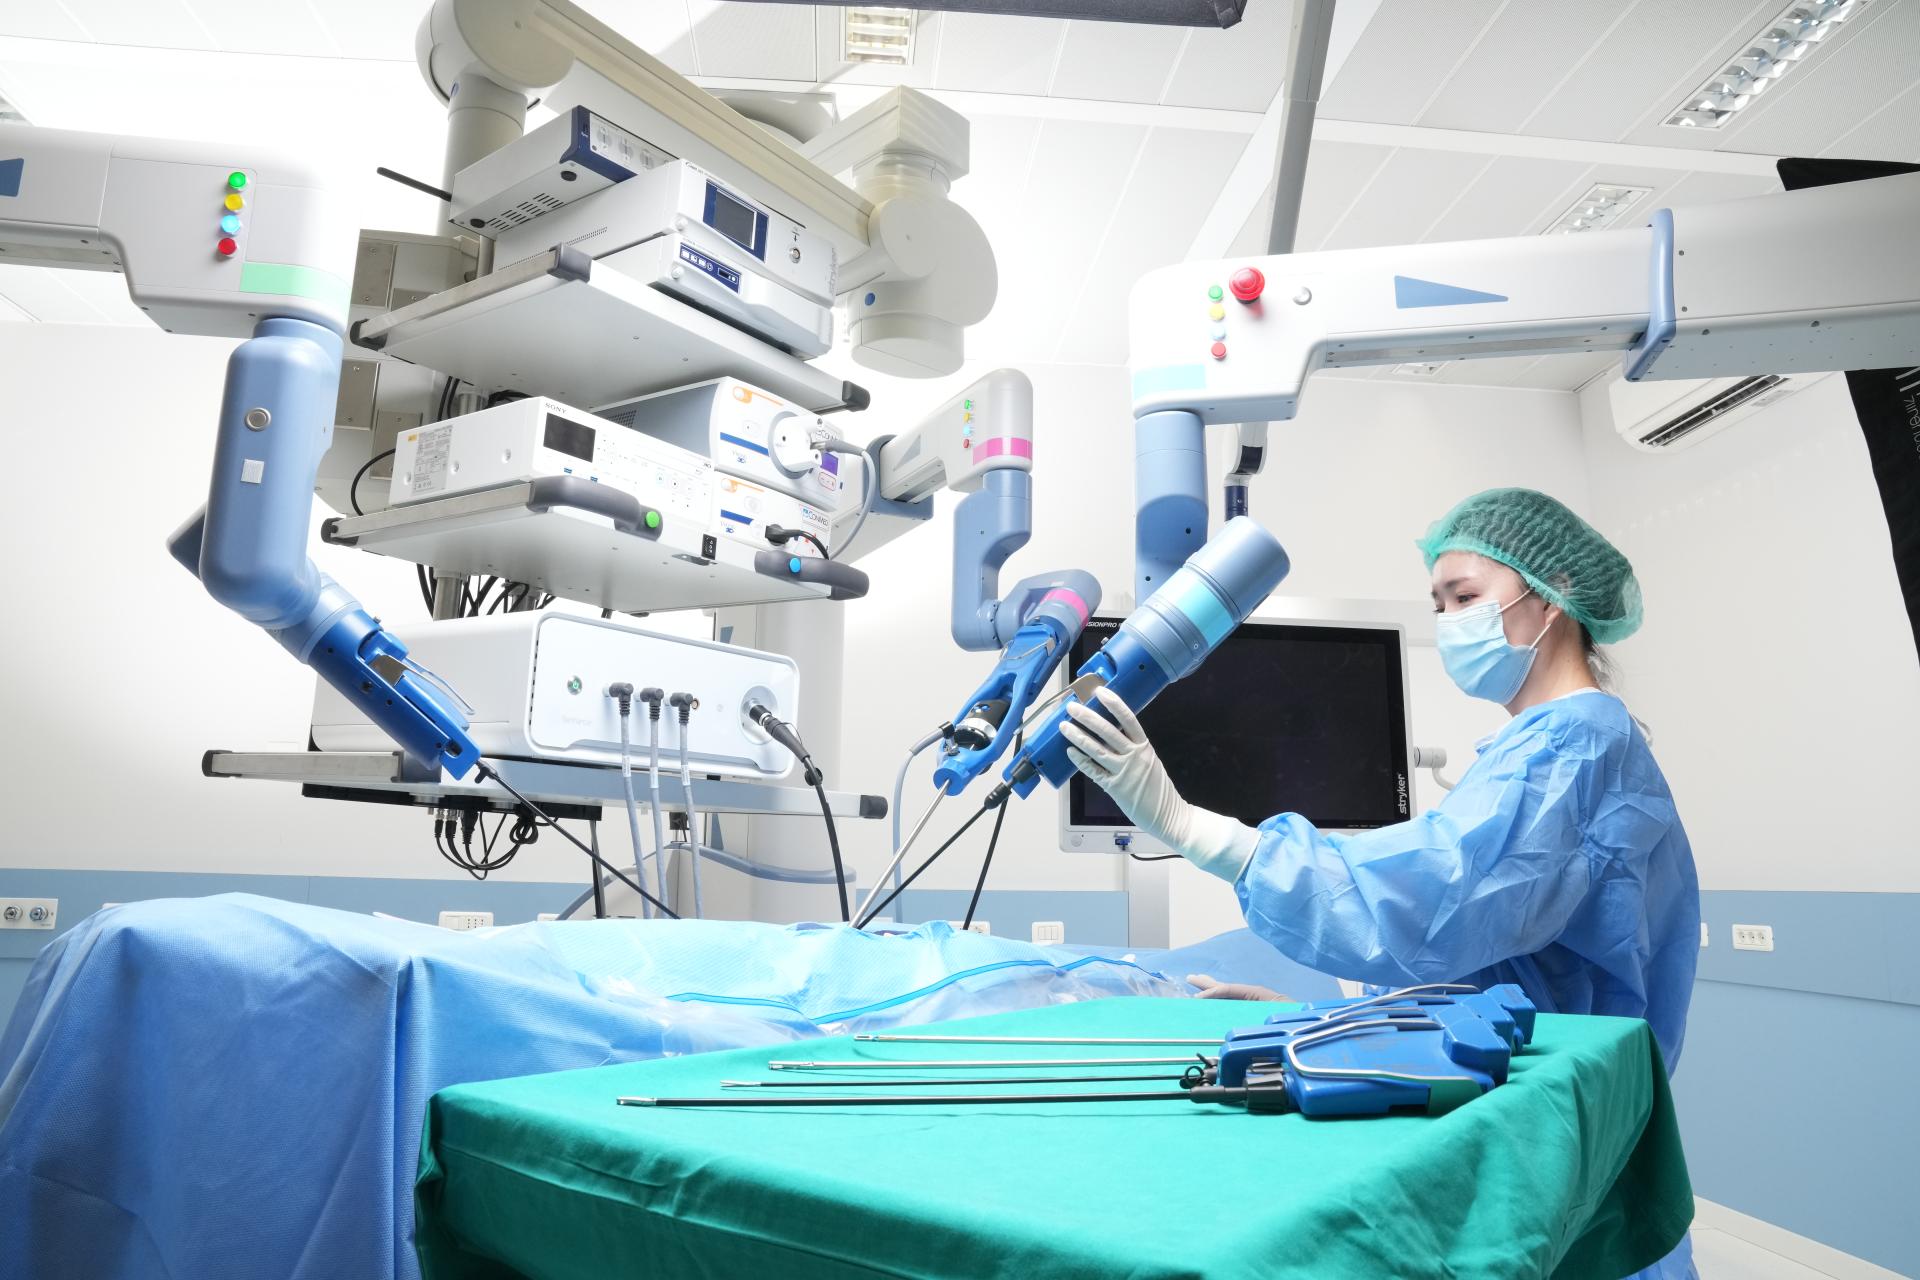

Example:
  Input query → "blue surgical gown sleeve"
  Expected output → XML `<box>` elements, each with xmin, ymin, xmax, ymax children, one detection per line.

<box><xmin>1236</xmin><ymin>714</ymin><xmax>1605</xmax><ymax>987</ymax></box>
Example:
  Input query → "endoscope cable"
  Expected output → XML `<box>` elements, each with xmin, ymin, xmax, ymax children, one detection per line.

<box><xmin>473</xmin><ymin>760</ymin><xmax>678</xmax><ymax>919</ymax></box>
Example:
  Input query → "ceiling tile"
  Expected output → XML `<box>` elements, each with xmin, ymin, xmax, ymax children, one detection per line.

<box><xmin>962</xmin><ymin>118</ymin><xmax>1145</xmax><ymax>362</ymax></box>
<box><xmin>1823</xmin><ymin>84</ymin><xmax>1920</xmax><ymax>163</ymax></box>
<box><xmin>177</xmin><ymin>0</ymin><xmax>336</xmax><ymax>57</ymax></box>
<box><xmin>310</xmin><ymin>0</ymin><xmax>431</xmax><ymax>62</ymax></box>
<box><xmin>1316</xmin><ymin>146</ymin><xmax>1492</xmax><ymax>251</ymax></box>
<box><xmin>1418</xmin><ymin>0</ymin><xmax>1628</xmax><ymax>134</ymax></box>
<box><xmin>932</xmin><ymin>12</ymin><xmax>1063</xmax><ymax>97</ymax></box>
<box><xmin>0</xmin><ymin>1</ymin><xmax>94</xmax><ymax>41</ymax></box>
<box><xmin>1161</xmin><ymin>0</ymin><xmax>1292</xmax><ymax>113</ymax></box>
<box><xmin>1048</xmin><ymin>19</ymin><xmax>1184</xmax><ymax>104</ymax></box>
<box><xmin>1054</xmin><ymin>125</ymin><xmax>1247</xmax><ymax>363</ymax></box>
<box><xmin>1520</xmin><ymin>0</ymin><xmax>1772</xmax><ymax>143</ymax></box>
<box><xmin>575</xmin><ymin>0</ymin><xmax>700</xmax><ymax>73</ymax></box>
<box><xmin>1292</xmin><ymin>140</ymin><xmax>1395</xmax><ymax>250</ymax></box>
<box><xmin>684</xmin><ymin>1</ymin><xmax>815</xmax><ymax>80</ymax></box>
<box><xmin>49</xmin><ymin>0</ymin><xmax>210</xmax><ymax>49</ymax></box>
<box><xmin>1317</xmin><ymin>0</ymin><xmax>1503</xmax><ymax>126</ymax></box>
<box><xmin>1710</xmin><ymin>0</ymin><xmax>1920</xmax><ymax>160</ymax></box>
<box><xmin>1421</xmin><ymin>155</ymin><xmax>1592</xmax><ymax>242</ymax></box>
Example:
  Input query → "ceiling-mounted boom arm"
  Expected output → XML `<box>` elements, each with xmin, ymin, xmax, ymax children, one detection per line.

<box><xmin>0</xmin><ymin>124</ymin><xmax>479</xmax><ymax>778</ymax></box>
<box><xmin>1126</xmin><ymin>171</ymin><xmax>1920</xmax><ymax>597</ymax></box>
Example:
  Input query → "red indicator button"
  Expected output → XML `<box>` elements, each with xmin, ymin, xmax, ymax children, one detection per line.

<box><xmin>1210</xmin><ymin>341</ymin><xmax>1227</xmax><ymax>360</ymax></box>
<box><xmin>1229</xmin><ymin>267</ymin><xmax>1265</xmax><ymax>302</ymax></box>
<box><xmin>216</xmin><ymin>237</ymin><xmax>239</xmax><ymax>257</ymax></box>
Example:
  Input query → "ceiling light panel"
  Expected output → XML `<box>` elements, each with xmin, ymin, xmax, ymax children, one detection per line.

<box><xmin>1663</xmin><ymin>0</ymin><xmax>1865</xmax><ymax>130</ymax></box>
<box><xmin>844</xmin><ymin>8</ymin><xmax>916</xmax><ymax>65</ymax></box>
<box><xmin>1543</xmin><ymin>183</ymin><xmax>1653</xmax><ymax>235</ymax></box>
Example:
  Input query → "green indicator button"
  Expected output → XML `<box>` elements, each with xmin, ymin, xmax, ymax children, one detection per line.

<box><xmin>567</xmin><ymin>676</ymin><xmax>583</xmax><ymax>695</ymax></box>
<box><xmin>1207</xmin><ymin>284</ymin><xmax>1223</xmax><ymax>301</ymax></box>
<box><xmin>644</xmin><ymin>510</ymin><xmax>661</xmax><ymax>529</ymax></box>
<box><xmin>227</xmin><ymin>170</ymin><xmax>248</xmax><ymax>191</ymax></box>
<box><xmin>963</xmin><ymin>399</ymin><xmax>973</xmax><ymax>410</ymax></box>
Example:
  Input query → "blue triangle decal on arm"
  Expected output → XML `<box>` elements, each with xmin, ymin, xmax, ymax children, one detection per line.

<box><xmin>1393</xmin><ymin>275</ymin><xmax>1509</xmax><ymax>308</ymax></box>
<box><xmin>0</xmin><ymin>158</ymin><xmax>22</xmax><ymax>198</ymax></box>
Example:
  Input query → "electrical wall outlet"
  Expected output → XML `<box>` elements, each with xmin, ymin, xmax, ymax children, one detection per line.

<box><xmin>1700</xmin><ymin>922</ymin><xmax>1709</xmax><ymax>949</ymax></box>
<box><xmin>438</xmin><ymin>910</ymin><xmax>495</xmax><ymax>931</ymax></box>
<box><xmin>946</xmin><ymin>920</ymin><xmax>991</xmax><ymax>935</ymax></box>
<box><xmin>0</xmin><ymin>898</ymin><xmax>57</xmax><ymax>930</ymax></box>
<box><xmin>1731</xmin><ymin>923</ymin><xmax>1774</xmax><ymax>952</ymax></box>
<box><xmin>1032</xmin><ymin>921</ymin><xmax>1067</xmax><ymax>946</ymax></box>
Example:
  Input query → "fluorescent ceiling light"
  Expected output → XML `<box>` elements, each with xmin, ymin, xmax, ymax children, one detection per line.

<box><xmin>844</xmin><ymin>8</ymin><xmax>916</xmax><ymax>65</ymax></box>
<box><xmin>1663</xmin><ymin>0</ymin><xmax>1863</xmax><ymax>130</ymax></box>
<box><xmin>1543</xmin><ymin>184</ymin><xmax>1653</xmax><ymax>235</ymax></box>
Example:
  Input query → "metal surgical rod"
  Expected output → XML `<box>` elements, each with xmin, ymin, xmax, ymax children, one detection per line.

<box><xmin>768</xmin><ymin>1055</ymin><xmax>1210</xmax><ymax>1071</ymax></box>
<box><xmin>619</xmin><ymin>1089</ymin><xmax>1230</xmax><ymax>1109</ymax></box>
<box><xmin>852</xmin><ymin>783</ymin><xmax>948</xmax><ymax>925</ymax></box>
<box><xmin>721</xmin><ymin>1073</ymin><xmax>1189</xmax><ymax>1089</ymax></box>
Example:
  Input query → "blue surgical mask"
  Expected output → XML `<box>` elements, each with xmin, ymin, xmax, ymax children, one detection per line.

<box><xmin>1435</xmin><ymin>590</ymin><xmax>1550</xmax><ymax>704</ymax></box>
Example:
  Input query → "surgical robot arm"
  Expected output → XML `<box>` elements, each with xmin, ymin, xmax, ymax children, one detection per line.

<box><xmin>872</xmin><ymin>370</ymin><xmax>1100</xmax><ymax>793</ymax></box>
<box><xmin>1126</xmin><ymin>170</ymin><xmax>1920</xmax><ymax>598</ymax></box>
<box><xmin>0</xmin><ymin>124</ymin><xmax>479</xmax><ymax>777</ymax></box>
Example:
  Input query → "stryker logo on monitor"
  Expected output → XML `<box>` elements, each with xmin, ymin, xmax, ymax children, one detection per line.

<box><xmin>0</xmin><ymin>158</ymin><xmax>22</xmax><ymax>198</ymax></box>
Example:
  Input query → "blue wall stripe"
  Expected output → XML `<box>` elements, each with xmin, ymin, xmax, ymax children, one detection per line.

<box><xmin>892</xmin><ymin>889</ymin><xmax>1130</xmax><ymax>947</ymax></box>
<box><xmin>1697</xmin><ymin>889</ymin><xmax>1920</xmax><ymax>1007</ymax></box>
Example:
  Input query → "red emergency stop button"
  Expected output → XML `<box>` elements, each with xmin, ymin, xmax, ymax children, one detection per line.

<box><xmin>1229</xmin><ymin>267</ymin><xmax>1265</xmax><ymax>302</ymax></box>
<box><xmin>216</xmin><ymin>237</ymin><xmax>238</xmax><ymax>257</ymax></box>
<box><xmin>1210</xmin><ymin>341</ymin><xmax>1227</xmax><ymax>360</ymax></box>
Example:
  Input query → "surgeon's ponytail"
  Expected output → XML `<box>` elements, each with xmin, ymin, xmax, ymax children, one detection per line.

<box><xmin>1581</xmin><ymin>625</ymin><xmax>1617</xmax><ymax>692</ymax></box>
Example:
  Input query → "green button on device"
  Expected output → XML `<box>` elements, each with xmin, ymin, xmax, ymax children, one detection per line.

<box><xmin>644</xmin><ymin>510</ymin><xmax>661</xmax><ymax>530</ymax></box>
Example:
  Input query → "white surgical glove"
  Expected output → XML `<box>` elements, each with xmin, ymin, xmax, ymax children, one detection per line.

<box><xmin>1061</xmin><ymin>687</ymin><xmax>1259</xmax><ymax>883</ymax></box>
<box><xmin>1188</xmin><ymin>974</ymin><xmax>1293</xmax><ymax>1002</ymax></box>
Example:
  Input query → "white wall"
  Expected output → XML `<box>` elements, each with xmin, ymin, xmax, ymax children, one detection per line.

<box><xmin>1579</xmin><ymin>373</ymin><xmax>1920</xmax><ymax>893</ymax></box>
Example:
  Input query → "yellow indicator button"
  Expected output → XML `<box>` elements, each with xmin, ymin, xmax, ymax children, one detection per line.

<box><xmin>1208</xmin><ymin>304</ymin><xmax>1225</xmax><ymax>322</ymax></box>
<box><xmin>225</xmin><ymin>193</ymin><xmax>244</xmax><ymax>211</ymax></box>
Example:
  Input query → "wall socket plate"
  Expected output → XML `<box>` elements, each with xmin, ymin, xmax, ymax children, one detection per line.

<box><xmin>1700</xmin><ymin>922</ymin><xmax>1709</xmax><ymax>948</ymax></box>
<box><xmin>1731</xmin><ymin>923</ymin><xmax>1774</xmax><ymax>951</ymax></box>
<box><xmin>1032</xmin><ymin>921</ymin><xmax>1067</xmax><ymax>946</ymax></box>
<box><xmin>0</xmin><ymin>898</ymin><xmax>57</xmax><ymax>930</ymax></box>
<box><xmin>439</xmin><ymin>910</ymin><xmax>495</xmax><ymax>931</ymax></box>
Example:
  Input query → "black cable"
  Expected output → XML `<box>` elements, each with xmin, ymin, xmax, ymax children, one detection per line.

<box><xmin>961</xmin><ymin>786</ymin><xmax>1011</xmax><ymax>932</ymax></box>
<box><xmin>350</xmin><ymin>447</ymin><xmax>398</xmax><ymax>517</ymax></box>
<box><xmin>416</xmin><ymin>564</ymin><xmax>435</xmax><ymax>613</ymax></box>
<box><xmin>853</xmin><ymin>796</ymin><xmax>1000</xmax><ymax>930</ymax></box>
<box><xmin>1128</xmin><ymin>852</ymin><xmax>1184</xmax><ymax>862</ymax></box>
<box><xmin>960</xmin><ymin>733</ymin><xmax>1018</xmax><ymax>931</ymax></box>
<box><xmin>475</xmin><ymin>761</ymin><xmax>679</xmax><ymax>918</ymax></box>
<box><xmin>813</xmin><ymin>782</ymin><xmax>850</xmax><ymax>923</ymax></box>
<box><xmin>589</xmin><ymin>820</ymin><xmax>607</xmax><ymax>921</ymax></box>
<box><xmin>765</xmin><ymin>526</ymin><xmax>830</xmax><ymax>559</ymax></box>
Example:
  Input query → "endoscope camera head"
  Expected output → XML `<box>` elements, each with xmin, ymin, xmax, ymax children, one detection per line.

<box><xmin>951</xmin><ymin>698</ymin><xmax>1011</xmax><ymax>752</ymax></box>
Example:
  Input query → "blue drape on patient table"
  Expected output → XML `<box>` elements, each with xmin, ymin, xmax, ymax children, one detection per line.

<box><xmin>0</xmin><ymin>894</ymin><xmax>1183</xmax><ymax>1280</ymax></box>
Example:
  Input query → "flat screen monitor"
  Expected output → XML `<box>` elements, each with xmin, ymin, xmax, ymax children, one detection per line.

<box><xmin>1061</xmin><ymin>616</ymin><xmax>1412</xmax><ymax>852</ymax></box>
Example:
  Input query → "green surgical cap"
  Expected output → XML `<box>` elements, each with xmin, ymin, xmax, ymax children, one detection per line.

<box><xmin>1417</xmin><ymin>488</ymin><xmax>1643</xmax><ymax>644</ymax></box>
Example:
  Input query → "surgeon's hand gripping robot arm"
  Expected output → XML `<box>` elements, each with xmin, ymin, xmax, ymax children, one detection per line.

<box><xmin>871</xmin><ymin>369</ymin><xmax>1101</xmax><ymax>793</ymax></box>
<box><xmin>0</xmin><ymin>124</ymin><xmax>479</xmax><ymax>777</ymax></box>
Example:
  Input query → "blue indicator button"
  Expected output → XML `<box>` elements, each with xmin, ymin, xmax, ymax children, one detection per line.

<box><xmin>219</xmin><ymin>214</ymin><xmax>242</xmax><ymax>235</ymax></box>
<box><xmin>789</xmin><ymin>557</ymin><xmax>803</xmax><ymax>574</ymax></box>
<box><xmin>864</xmin><ymin>292</ymin><xmax>876</xmax><ymax>306</ymax></box>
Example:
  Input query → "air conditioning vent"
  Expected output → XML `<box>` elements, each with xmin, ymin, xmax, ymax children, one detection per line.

<box><xmin>1637</xmin><ymin>375</ymin><xmax>1786</xmax><ymax>448</ymax></box>
<box><xmin>1608</xmin><ymin>370</ymin><xmax>1827</xmax><ymax>455</ymax></box>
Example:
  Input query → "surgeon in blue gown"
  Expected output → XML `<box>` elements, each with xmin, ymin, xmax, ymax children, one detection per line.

<box><xmin>1064</xmin><ymin>488</ymin><xmax>1700</xmax><ymax>1280</ymax></box>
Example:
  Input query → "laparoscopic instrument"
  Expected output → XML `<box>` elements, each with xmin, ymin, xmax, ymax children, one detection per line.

<box><xmin>616</xmin><ymin>983</ymin><xmax>1536</xmax><ymax>1118</ymax></box>
<box><xmin>854</xmin><ymin>515</ymin><xmax>1291</xmax><ymax>928</ymax></box>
